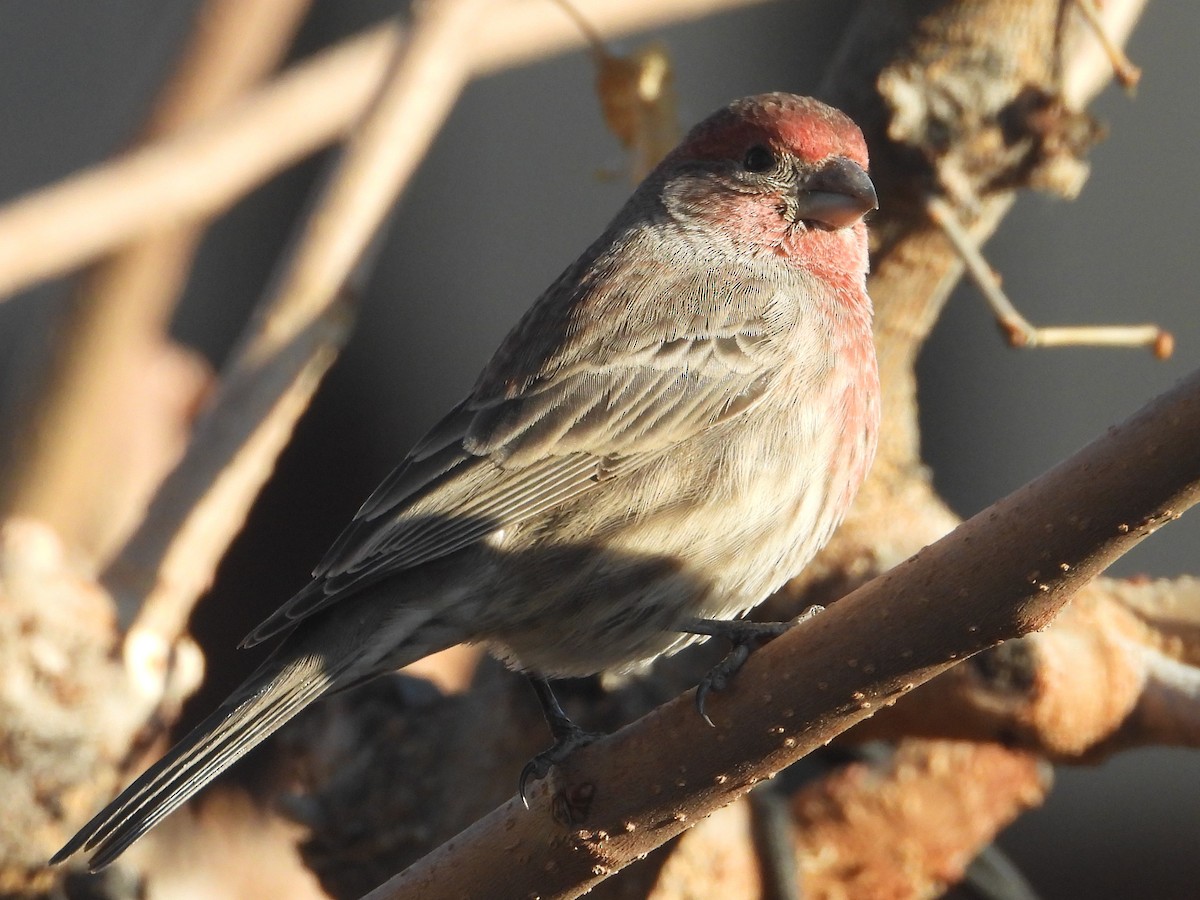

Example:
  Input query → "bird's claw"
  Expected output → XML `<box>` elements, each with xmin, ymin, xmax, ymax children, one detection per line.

<box><xmin>518</xmin><ymin>725</ymin><xmax>601</xmax><ymax>807</ymax></box>
<box><xmin>696</xmin><ymin>643</ymin><xmax>752</xmax><ymax>726</ymax></box>
<box><xmin>690</xmin><ymin>615</ymin><xmax>820</xmax><ymax>726</ymax></box>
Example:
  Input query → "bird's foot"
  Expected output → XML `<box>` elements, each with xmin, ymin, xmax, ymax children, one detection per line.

<box><xmin>683</xmin><ymin>608</ymin><xmax>824</xmax><ymax>726</ymax></box>
<box><xmin>520</xmin><ymin>675</ymin><xmax>604</xmax><ymax>806</ymax></box>
<box><xmin>519</xmin><ymin>724</ymin><xmax>603</xmax><ymax>807</ymax></box>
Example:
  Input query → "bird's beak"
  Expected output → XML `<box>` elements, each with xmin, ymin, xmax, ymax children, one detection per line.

<box><xmin>792</xmin><ymin>157</ymin><xmax>878</xmax><ymax>229</ymax></box>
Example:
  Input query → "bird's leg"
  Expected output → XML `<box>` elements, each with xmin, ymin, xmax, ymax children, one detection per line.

<box><xmin>519</xmin><ymin>675</ymin><xmax>602</xmax><ymax>807</ymax></box>
<box><xmin>681</xmin><ymin>607</ymin><xmax>824</xmax><ymax>726</ymax></box>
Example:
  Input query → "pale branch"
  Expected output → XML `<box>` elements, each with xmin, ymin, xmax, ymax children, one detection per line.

<box><xmin>0</xmin><ymin>519</ymin><xmax>190</xmax><ymax>888</ymax></box>
<box><xmin>641</xmin><ymin>802</ymin><xmax>766</xmax><ymax>899</ymax></box>
<box><xmin>791</xmin><ymin>741</ymin><xmax>1048</xmax><ymax>899</ymax></box>
<box><xmin>468</xmin><ymin>0</ymin><xmax>771</xmax><ymax>76</ymax></box>
<box><xmin>1059</xmin><ymin>0</ymin><xmax>1147</xmax><ymax>105</ymax></box>
<box><xmin>1104</xmin><ymin>575</ymin><xmax>1200</xmax><ymax>658</ymax></box>
<box><xmin>2</xmin><ymin>0</ymin><xmax>313</xmax><ymax>565</ymax></box>
<box><xmin>0</xmin><ymin>0</ymin><xmax>772</xmax><ymax>303</ymax></box>
<box><xmin>0</xmin><ymin>25</ymin><xmax>392</xmax><ymax>303</ymax></box>
<box><xmin>1090</xmin><ymin>575</ymin><xmax>1200</xmax><ymax>752</ymax></box>
<box><xmin>819</xmin><ymin>0</ymin><xmax>1149</xmax><ymax>478</ymax></box>
<box><xmin>135</xmin><ymin>0</ymin><xmax>315</xmax><ymax>136</ymax></box>
<box><xmin>365</xmin><ymin>365</ymin><xmax>1200</xmax><ymax>899</ymax></box>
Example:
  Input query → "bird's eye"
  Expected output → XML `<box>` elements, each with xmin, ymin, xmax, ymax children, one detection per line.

<box><xmin>742</xmin><ymin>145</ymin><xmax>776</xmax><ymax>173</ymax></box>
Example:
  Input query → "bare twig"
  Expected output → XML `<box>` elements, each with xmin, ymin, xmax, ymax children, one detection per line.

<box><xmin>1059</xmin><ymin>0</ymin><xmax>1147</xmax><ymax>105</ymax></box>
<box><xmin>924</xmin><ymin>193</ymin><xmax>1172</xmax><ymax>357</ymax></box>
<box><xmin>365</xmin><ymin>364</ymin><xmax>1200</xmax><ymax>900</ymax></box>
<box><xmin>1</xmin><ymin>0</ymin><xmax>312</xmax><ymax>564</ymax></box>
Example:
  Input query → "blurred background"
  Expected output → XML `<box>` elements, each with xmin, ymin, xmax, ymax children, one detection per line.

<box><xmin>0</xmin><ymin>2</ymin><xmax>1196</xmax><ymax>897</ymax></box>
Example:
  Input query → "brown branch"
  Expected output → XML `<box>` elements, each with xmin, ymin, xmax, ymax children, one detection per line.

<box><xmin>364</xmin><ymin>366</ymin><xmax>1200</xmax><ymax>899</ymax></box>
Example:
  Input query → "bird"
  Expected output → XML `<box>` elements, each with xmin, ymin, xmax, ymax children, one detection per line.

<box><xmin>53</xmin><ymin>92</ymin><xmax>879</xmax><ymax>872</ymax></box>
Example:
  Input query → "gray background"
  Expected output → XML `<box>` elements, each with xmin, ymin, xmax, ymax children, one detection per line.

<box><xmin>0</xmin><ymin>2</ymin><xmax>1196</xmax><ymax>897</ymax></box>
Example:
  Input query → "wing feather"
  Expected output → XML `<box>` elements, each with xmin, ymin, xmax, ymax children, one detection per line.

<box><xmin>242</xmin><ymin>237</ymin><xmax>799</xmax><ymax>647</ymax></box>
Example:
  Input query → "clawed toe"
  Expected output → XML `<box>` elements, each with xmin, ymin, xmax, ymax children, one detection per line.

<box><xmin>685</xmin><ymin>613</ymin><xmax>820</xmax><ymax>725</ymax></box>
<box><xmin>695</xmin><ymin>643</ymin><xmax>751</xmax><ymax>726</ymax></box>
<box><xmin>518</xmin><ymin>726</ymin><xmax>600</xmax><ymax>807</ymax></box>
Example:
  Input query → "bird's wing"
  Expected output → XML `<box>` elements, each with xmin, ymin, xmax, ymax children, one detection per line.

<box><xmin>241</xmin><ymin>251</ymin><xmax>796</xmax><ymax>647</ymax></box>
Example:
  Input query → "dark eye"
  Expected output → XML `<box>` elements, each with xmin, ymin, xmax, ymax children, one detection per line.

<box><xmin>742</xmin><ymin>145</ymin><xmax>775</xmax><ymax>173</ymax></box>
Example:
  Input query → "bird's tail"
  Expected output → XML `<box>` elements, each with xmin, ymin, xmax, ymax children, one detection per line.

<box><xmin>51</xmin><ymin>647</ymin><xmax>347</xmax><ymax>872</ymax></box>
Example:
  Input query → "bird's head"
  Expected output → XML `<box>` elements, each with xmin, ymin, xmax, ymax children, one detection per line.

<box><xmin>652</xmin><ymin>93</ymin><xmax>876</xmax><ymax>283</ymax></box>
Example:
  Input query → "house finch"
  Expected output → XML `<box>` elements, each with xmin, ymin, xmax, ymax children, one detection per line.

<box><xmin>54</xmin><ymin>92</ymin><xmax>879</xmax><ymax>871</ymax></box>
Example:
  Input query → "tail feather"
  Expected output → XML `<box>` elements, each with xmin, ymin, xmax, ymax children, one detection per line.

<box><xmin>52</xmin><ymin>652</ymin><xmax>341</xmax><ymax>872</ymax></box>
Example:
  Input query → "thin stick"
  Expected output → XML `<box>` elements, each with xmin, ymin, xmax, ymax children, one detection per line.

<box><xmin>0</xmin><ymin>0</ymin><xmax>771</xmax><ymax>302</ymax></box>
<box><xmin>111</xmin><ymin>0</ymin><xmax>486</xmax><ymax>662</ymax></box>
<box><xmin>469</xmin><ymin>0</ymin><xmax>769</xmax><ymax>75</ymax></box>
<box><xmin>547</xmin><ymin>0</ymin><xmax>609</xmax><ymax>59</ymax></box>
<box><xmin>925</xmin><ymin>193</ymin><xmax>1172</xmax><ymax>358</ymax></box>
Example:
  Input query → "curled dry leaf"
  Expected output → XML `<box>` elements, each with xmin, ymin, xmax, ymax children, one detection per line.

<box><xmin>551</xmin><ymin>0</ymin><xmax>680</xmax><ymax>181</ymax></box>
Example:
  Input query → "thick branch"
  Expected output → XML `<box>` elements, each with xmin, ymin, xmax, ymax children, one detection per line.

<box><xmin>366</xmin><ymin>366</ymin><xmax>1200</xmax><ymax>897</ymax></box>
<box><xmin>793</xmin><ymin>741</ymin><xmax>1048</xmax><ymax>898</ymax></box>
<box><xmin>819</xmin><ymin>0</ymin><xmax>1148</xmax><ymax>478</ymax></box>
